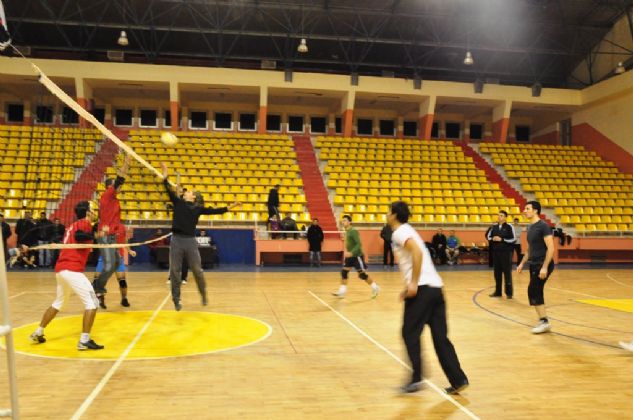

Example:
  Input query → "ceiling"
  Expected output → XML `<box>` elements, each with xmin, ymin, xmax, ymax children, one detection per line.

<box><xmin>2</xmin><ymin>0</ymin><xmax>633</xmax><ymax>89</ymax></box>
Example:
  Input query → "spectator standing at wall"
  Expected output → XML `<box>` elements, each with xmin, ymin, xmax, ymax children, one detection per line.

<box><xmin>307</xmin><ymin>218</ymin><xmax>324</xmax><ymax>267</ymax></box>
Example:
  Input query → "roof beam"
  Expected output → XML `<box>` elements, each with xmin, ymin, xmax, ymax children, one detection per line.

<box><xmin>15</xmin><ymin>17</ymin><xmax>594</xmax><ymax>57</ymax></box>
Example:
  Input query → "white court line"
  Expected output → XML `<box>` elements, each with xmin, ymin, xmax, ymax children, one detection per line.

<box><xmin>308</xmin><ymin>291</ymin><xmax>479</xmax><ymax>420</ymax></box>
<box><xmin>71</xmin><ymin>292</ymin><xmax>171</xmax><ymax>420</ymax></box>
<box><xmin>548</xmin><ymin>286</ymin><xmax>604</xmax><ymax>299</ymax></box>
<box><xmin>606</xmin><ymin>272</ymin><xmax>633</xmax><ymax>290</ymax></box>
<box><xmin>8</xmin><ymin>291</ymin><xmax>27</xmax><ymax>300</ymax></box>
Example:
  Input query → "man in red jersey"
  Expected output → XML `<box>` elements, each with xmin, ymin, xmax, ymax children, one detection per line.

<box><xmin>93</xmin><ymin>155</ymin><xmax>130</xmax><ymax>309</ymax></box>
<box><xmin>29</xmin><ymin>201</ymin><xmax>106</xmax><ymax>350</ymax></box>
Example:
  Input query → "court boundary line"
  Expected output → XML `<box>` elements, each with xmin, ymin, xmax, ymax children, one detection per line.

<box><xmin>471</xmin><ymin>288</ymin><xmax>621</xmax><ymax>349</ymax></box>
<box><xmin>308</xmin><ymin>290</ymin><xmax>480</xmax><ymax>420</ymax></box>
<box><xmin>3</xmin><ymin>311</ymin><xmax>273</xmax><ymax>362</ymax></box>
<box><xmin>70</xmin><ymin>292</ymin><xmax>171</xmax><ymax>420</ymax></box>
<box><xmin>607</xmin><ymin>272</ymin><xmax>633</xmax><ymax>290</ymax></box>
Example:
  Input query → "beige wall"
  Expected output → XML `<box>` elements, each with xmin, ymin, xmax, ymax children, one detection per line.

<box><xmin>572</xmin><ymin>87</ymin><xmax>633</xmax><ymax>155</ymax></box>
<box><xmin>1</xmin><ymin>56</ymin><xmax>633</xmax><ymax>147</ymax></box>
<box><xmin>0</xmin><ymin>56</ymin><xmax>583</xmax><ymax>106</ymax></box>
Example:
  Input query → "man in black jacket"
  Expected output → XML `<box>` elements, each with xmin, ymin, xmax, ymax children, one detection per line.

<box><xmin>1</xmin><ymin>213</ymin><xmax>12</xmax><ymax>260</ymax></box>
<box><xmin>35</xmin><ymin>211</ymin><xmax>53</xmax><ymax>267</ymax></box>
<box><xmin>431</xmin><ymin>228</ymin><xmax>447</xmax><ymax>265</ymax></box>
<box><xmin>16</xmin><ymin>211</ymin><xmax>35</xmax><ymax>246</ymax></box>
<box><xmin>488</xmin><ymin>210</ymin><xmax>516</xmax><ymax>298</ymax></box>
<box><xmin>380</xmin><ymin>223</ymin><xmax>394</xmax><ymax>268</ymax></box>
<box><xmin>306</xmin><ymin>218</ymin><xmax>324</xmax><ymax>267</ymax></box>
<box><xmin>50</xmin><ymin>218</ymin><xmax>66</xmax><ymax>266</ymax></box>
<box><xmin>161</xmin><ymin>162</ymin><xmax>241</xmax><ymax>311</ymax></box>
<box><xmin>267</xmin><ymin>184</ymin><xmax>280</xmax><ymax>219</ymax></box>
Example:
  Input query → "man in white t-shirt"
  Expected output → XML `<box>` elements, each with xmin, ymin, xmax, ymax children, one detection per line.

<box><xmin>388</xmin><ymin>201</ymin><xmax>468</xmax><ymax>394</ymax></box>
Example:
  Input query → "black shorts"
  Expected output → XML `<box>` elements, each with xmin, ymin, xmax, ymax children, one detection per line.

<box><xmin>527</xmin><ymin>260</ymin><xmax>555</xmax><ymax>306</ymax></box>
<box><xmin>344</xmin><ymin>256</ymin><xmax>367</xmax><ymax>272</ymax></box>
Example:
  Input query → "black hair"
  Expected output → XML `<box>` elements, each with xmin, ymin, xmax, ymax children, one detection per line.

<box><xmin>499</xmin><ymin>210</ymin><xmax>508</xmax><ymax>217</ymax></box>
<box><xmin>75</xmin><ymin>201</ymin><xmax>90</xmax><ymax>219</ymax></box>
<box><xmin>390</xmin><ymin>201</ymin><xmax>411</xmax><ymax>223</ymax></box>
<box><xmin>105</xmin><ymin>178</ymin><xmax>114</xmax><ymax>188</ymax></box>
<box><xmin>526</xmin><ymin>200</ymin><xmax>542</xmax><ymax>215</ymax></box>
<box><xmin>342</xmin><ymin>214</ymin><xmax>352</xmax><ymax>222</ymax></box>
<box><xmin>513</xmin><ymin>217</ymin><xmax>519</xmax><ymax>222</ymax></box>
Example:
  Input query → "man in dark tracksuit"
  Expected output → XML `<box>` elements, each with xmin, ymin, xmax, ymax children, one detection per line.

<box><xmin>488</xmin><ymin>210</ymin><xmax>516</xmax><ymax>299</ymax></box>
<box><xmin>380</xmin><ymin>223</ymin><xmax>394</xmax><ymax>267</ymax></box>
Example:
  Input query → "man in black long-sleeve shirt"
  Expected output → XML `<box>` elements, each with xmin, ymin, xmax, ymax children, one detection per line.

<box><xmin>161</xmin><ymin>162</ymin><xmax>240</xmax><ymax>311</ymax></box>
<box><xmin>267</xmin><ymin>184</ymin><xmax>280</xmax><ymax>219</ymax></box>
<box><xmin>487</xmin><ymin>210</ymin><xmax>516</xmax><ymax>298</ymax></box>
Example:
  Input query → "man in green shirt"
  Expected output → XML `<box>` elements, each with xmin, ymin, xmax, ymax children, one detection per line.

<box><xmin>332</xmin><ymin>215</ymin><xmax>380</xmax><ymax>298</ymax></box>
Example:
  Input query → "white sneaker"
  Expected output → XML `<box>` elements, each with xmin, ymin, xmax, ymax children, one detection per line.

<box><xmin>619</xmin><ymin>341</ymin><xmax>633</xmax><ymax>352</ymax></box>
<box><xmin>331</xmin><ymin>291</ymin><xmax>346</xmax><ymax>298</ymax></box>
<box><xmin>166</xmin><ymin>279</ymin><xmax>171</xmax><ymax>284</ymax></box>
<box><xmin>371</xmin><ymin>285</ymin><xmax>380</xmax><ymax>299</ymax></box>
<box><xmin>531</xmin><ymin>320</ymin><xmax>551</xmax><ymax>334</ymax></box>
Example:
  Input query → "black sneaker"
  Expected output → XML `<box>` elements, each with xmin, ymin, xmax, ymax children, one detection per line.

<box><xmin>121</xmin><ymin>298</ymin><xmax>130</xmax><ymax>307</ymax></box>
<box><xmin>401</xmin><ymin>381</ymin><xmax>423</xmax><ymax>393</ymax></box>
<box><xmin>175</xmin><ymin>302</ymin><xmax>182</xmax><ymax>311</ymax></box>
<box><xmin>77</xmin><ymin>339</ymin><xmax>104</xmax><ymax>350</ymax></box>
<box><xmin>489</xmin><ymin>293</ymin><xmax>502</xmax><ymax>298</ymax></box>
<box><xmin>202</xmin><ymin>295</ymin><xmax>208</xmax><ymax>306</ymax></box>
<box><xmin>445</xmin><ymin>380</ymin><xmax>469</xmax><ymax>395</ymax></box>
<box><xmin>98</xmin><ymin>295</ymin><xmax>107</xmax><ymax>310</ymax></box>
<box><xmin>29</xmin><ymin>332</ymin><xmax>46</xmax><ymax>344</ymax></box>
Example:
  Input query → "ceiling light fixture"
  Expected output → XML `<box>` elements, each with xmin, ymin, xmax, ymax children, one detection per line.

<box><xmin>297</xmin><ymin>38</ymin><xmax>308</xmax><ymax>53</ymax></box>
<box><xmin>117</xmin><ymin>30</ymin><xmax>129</xmax><ymax>47</ymax></box>
<box><xmin>464</xmin><ymin>51</ymin><xmax>474</xmax><ymax>66</ymax></box>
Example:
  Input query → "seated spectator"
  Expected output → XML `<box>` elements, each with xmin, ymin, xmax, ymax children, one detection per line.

<box><xmin>431</xmin><ymin>228</ymin><xmax>447</xmax><ymax>265</ymax></box>
<box><xmin>7</xmin><ymin>245</ymin><xmax>36</xmax><ymax>269</ymax></box>
<box><xmin>196</xmin><ymin>229</ymin><xmax>211</xmax><ymax>246</ymax></box>
<box><xmin>280</xmin><ymin>214</ymin><xmax>299</xmax><ymax>239</ymax></box>
<box><xmin>552</xmin><ymin>225</ymin><xmax>572</xmax><ymax>246</ymax></box>
<box><xmin>446</xmin><ymin>230</ymin><xmax>461</xmax><ymax>265</ymax></box>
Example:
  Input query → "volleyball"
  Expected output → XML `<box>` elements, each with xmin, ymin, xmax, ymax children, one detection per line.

<box><xmin>160</xmin><ymin>132</ymin><xmax>179</xmax><ymax>146</ymax></box>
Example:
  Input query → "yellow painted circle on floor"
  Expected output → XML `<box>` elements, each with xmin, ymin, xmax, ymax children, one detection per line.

<box><xmin>5</xmin><ymin>311</ymin><xmax>272</xmax><ymax>360</ymax></box>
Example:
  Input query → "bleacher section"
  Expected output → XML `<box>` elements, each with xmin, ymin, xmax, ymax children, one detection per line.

<box><xmin>100</xmin><ymin>131</ymin><xmax>309</xmax><ymax>223</ymax></box>
<box><xmin>480</xmin><ymin>143</ymin><xmax>633</xmax><ymax>233</ymax></box>
<box><xmin>316</xmin><ymin>137</ymin><xmax>521</xmax><ymax>224</ymax></box>
<box><xmin>0</xmin><ymin>125</ymin><xmax>102</xmax><ymax>219</ymax></box>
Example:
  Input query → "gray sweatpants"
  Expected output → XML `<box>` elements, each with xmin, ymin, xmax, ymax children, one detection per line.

<box><xmin>93</xmin><ymin>234</ymin><xmax>120</xmax><ymax>294</ymax></box>
<box><xmin>169</xmin><ymin>234</ymin><xmax>207</xmax><ymax>304</ymax></box>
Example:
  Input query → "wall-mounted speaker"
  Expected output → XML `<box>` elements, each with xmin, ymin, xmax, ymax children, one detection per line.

<box><xmin>474</xmin><ymin>79</ymin><xmax>484</xmax><ymax>94</ymax></box>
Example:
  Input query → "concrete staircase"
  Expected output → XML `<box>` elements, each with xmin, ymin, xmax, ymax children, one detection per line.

<box><xmin>293</xmin><ymin>135</ymin><xmax>338</xmax><ymax>237</ymax></box>
<box><xmin>51</xmin><ymin>132</ymin><xmax>124</xmax><ymax>225</ymax></box>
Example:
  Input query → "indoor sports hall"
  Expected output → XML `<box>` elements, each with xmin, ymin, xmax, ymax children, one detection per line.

<box><xmin>1</xmin><ymin>1</ymin><xmax>633</xmax><ymax>419</ymax></box>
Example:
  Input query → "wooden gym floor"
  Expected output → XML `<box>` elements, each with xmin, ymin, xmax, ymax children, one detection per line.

<box><xmin>1</xmin><ymin>267</ymin><xmax>633</xmax><ymax>419</ymax></box>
